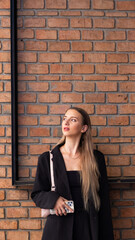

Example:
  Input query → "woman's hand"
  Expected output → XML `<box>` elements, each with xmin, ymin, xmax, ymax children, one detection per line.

<box><xmin>54</xmin><ymin>197</ymin><xmax>73</xmax><ymax>216</ymax></box>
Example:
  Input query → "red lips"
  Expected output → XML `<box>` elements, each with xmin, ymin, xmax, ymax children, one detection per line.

<box><xmin>63</xmin><ymin>127</ymin><xmax>70</xmax><ymax>131</ymax></box>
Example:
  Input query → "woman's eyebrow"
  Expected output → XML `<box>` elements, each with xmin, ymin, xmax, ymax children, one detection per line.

<box><xmin>64</xmin><ymin>115</ymin><xmax>78</xmax><ymax>119</ymax></box>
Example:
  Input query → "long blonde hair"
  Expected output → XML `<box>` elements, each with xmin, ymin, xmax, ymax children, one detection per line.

<box><xmin>57</xmin><ymin>107</ymin><xmax>100</xmax><ymax>211</ymax></box>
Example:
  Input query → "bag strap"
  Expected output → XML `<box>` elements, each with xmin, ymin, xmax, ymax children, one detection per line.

<box><xmin>49</xmin><ymin>151</ymin><xmax>55</xmax><ymax>191</ymax></box>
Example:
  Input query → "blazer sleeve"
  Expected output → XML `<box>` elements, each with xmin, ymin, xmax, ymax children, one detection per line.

<box><xmin>95</xmin><ymin>150</ymin><xmax>114</xmax><ymax>240</ymax></box>
<box><xmin>31</xmin><ymin>151</ymin><xmax>60</xmax><ymax>209</ymax></box>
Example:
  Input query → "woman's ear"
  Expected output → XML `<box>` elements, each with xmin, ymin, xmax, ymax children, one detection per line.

<box><xmin>81</xmin><ymin>125</ymin><xmax>88</xmax><ymax>133</ymax></box>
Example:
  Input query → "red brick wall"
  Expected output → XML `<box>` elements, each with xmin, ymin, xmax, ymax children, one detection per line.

<box><xmin>0</xmin><ymin>0</ymin><xmax>135</xmax><ymax>239</ymax></box>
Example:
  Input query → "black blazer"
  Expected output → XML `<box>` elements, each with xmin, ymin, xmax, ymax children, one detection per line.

<box><xmin>31</xmin><ymin>144</ymin><xmax>114</xmax><ymax>240</ymax></box>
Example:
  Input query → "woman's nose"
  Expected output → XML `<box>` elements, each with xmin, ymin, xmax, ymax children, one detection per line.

<box><xmin>65</xmin><ymin>119</ymin><xmax>70</xmax><ymax>125</ymax></box>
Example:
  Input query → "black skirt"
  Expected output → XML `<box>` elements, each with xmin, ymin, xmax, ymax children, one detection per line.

<box><xmin>67</xmin><ymin>171</ymin><xmax>91</xmax><ymax>240</ymax></box>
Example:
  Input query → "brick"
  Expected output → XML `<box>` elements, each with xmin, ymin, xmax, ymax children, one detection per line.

<box><xmin>18</xmin><ymin>29</ymin><xmax>34</xmax><ymax>39</ymax></box>
<box><xmin>105</xmin><ymin>31</ymin><xmax>126</xmax><ymax>40</ymax></box>
<box><xmin>24</xmin><ymin>18</ymin><xmax>45</xmax><ymax>27</ymax></box>
<box><xmin>84</xmin><ymin>11</ymin><xmax>104</xmax><ymax>16</ymax></box>
<box><xmin>130</xmin><ymin>94</ymin><xmax>135</xmax><ymax>103</ymax></box>
<box><xmin>0</xmin><ymin>231</ymin><xmax>5</xmax><ymax>240</ymax></box>
<box><xmin>73</xmin><ymin>64</ymin><xmax>94</xmax><ymax>74</ymax></box>
<box><xmin>18</xmin><ymin>116</ymin><xmax>37</xmax><ymax>126</ymax></box>
<box><xmin>108</xmin><ymin>116</ymin><xmax>129</xmax><ymax>126</ymax></box>
<box><xmin>59</xmin><ymin>30</ymin><xmax>80</xmax><ymax>40</ymax></box>
<box><xmin>121</xmin><ymin>145</ymin><xmax>135</xmax><ymax>154</ymax></box>
<box><xmin>62</xmin><ymin>53</ymin><xmax>83</xmax><ymax>63</ymax></box>
<box><xmin>72</xmin><ymin>42</ymin><xmax>92</xmax><ymax>51</ymax></box>
<box><xmin>70</xmin><ymin>18</ymin><xmax>92</xmax><ymax>28</ymax></box>
<box><xmin>116</xmin><ymin>1</ymin><xmax>135</xmax><ymax>10</ymax></box>
<box><xmin>99</xmin><ymin>127</ymin><xmax>119</xmax><ymax>137</ymax></box>
<box><xmin>50</xmin><ymin>64</ymin><xmax>71</xmax><ymax>74</ymax></box>
<box><xmin>90</xmin><ymin>116</ymin><xmax>106</xmax><ymax>126</ymax></box>
<box><xmin>53</xmin><ymin>127</ymin><xmax>63</xmax><ymax>137</ymax></box>
<box><xmin>50</xmin><ymin>105</ymin><xmax>70</xmax><ymax>114</ymax></box>
<box><xmin>60</xmin><ymin>11</ymin><xmax>81</xmax><ymax>16</ymax></box>
<box><xmin>28</xmin><ymin>82</ymin><xmax>48</xmax><ymax>91</ymax></box>
<box><xmin>40</xmin><ymin>116</ymin><xmax>60</xmax><ymax>125</ymax></box>
<box><xmin>49</xmin><ymin>42</ymin><xmax>70</xmax><ymax>51</ymax></box>
<box><xmin>85</xmin><ymin>93</ymin><xmax>105</xmax><ymax>103</ymax></box>
<box><xmin>107</xmin><ymin>93</ymin><xmax>128</xmax><ymax>103</ymax></box>
<box><xmin>0</xmin><ymin>127</ymin><xmax>5</xmax><ymax>137</ymax></box>
<box><xmin>23</xmin><ymin>0</ymin><xmax>44</xmax><ymax>8</ymax></box>
<box><xmin>0</xmin><ymin>52</ymin><xmax>10</xmax><ymax>62</ymax></box>
<box><xmin>0</xmin><ymin>93</ymin><xmax>11</xmax><ymax>103</ymax></box>
<box><xmin>122</xmin><ymin>230</ymin><xmax>135</xmax><ymax>240</ymax></box>
<box><xmin>30</xmin><ymin>232</ymin><xmax>43</xmax><ymax>240</ymax></box>
<box><xmin>61</xmin><ymin>76</ymin><xmax>82</xmax><ymax>81</ymax></box>
<box><xmin>129</xmin><ymin>54</ymin><xmax>135</xmax><ymax>63</ymax></box>
<box><xmin>0</xmin><ymin>208</ymin><xmax>4</xmax><ymax>218</ymax></box>
<box><xmin>48</xmin><ymin>18</ymin><xmax>68</xmax><ymax>27</ymax></box>
<box><xmin>25</xmin><ymin>41</ymin><xmax>47</xmax><ymax>51</ymax></box>
<box><xmin>39</xmin><ymin>53</ymin><xmax>60</xmax><ymax>63</ymax></box>
<box><xmin>93</xmin><ymin>0</ymin><xmax>114</xmax><ymax>9</ymax></box>
<box><xmin>69</xmin><ymin>0</ymin><xmax>90</xmax><ymax>9</ymax></box>
<box><xmin>120</xmin><ymin>82</ymin><xmax>135</xmax><ymax>92</ymax></box>
<box><xmin>37</xmin><ymin>11</ymin><xmax>58</xmax><ymax>16</ymax></box>
<box><xmin>85</xmin><ymin>53</ymin><xmax>105</xmax><ymax>63</ymax></box>
<box><xmin>122</xmin><ymin>127</ymin><xmax>135</xmax><ymax>136</ymax></box>
<box><xmin>96</xmin><ymin>82</ymin><xmax>117</xmax><ymax>92</ymax></box>
<box><xmin>98</xmin><ymin>144</ymin><xmax>119</xmax><ymax>155</ymax></box>
<box><xmin>19</xmin><ymin>220</ymin><xmax>41</xmax><ymax>230</ymax></box>
<box><xmin>0</xmin><ymin>29</ymin><xmax>10</xmax><ymax>38</ymax></box>
<box><xmin>26</xmin><ymin>105</ymin><xmax>47</xmax><ymax>114</ymax></box>
<box><xmin>18</xmin><ymin>52</ymin><xmax>37</xmax><ymax>62</ymax></box>
<box><xmin>0</xmin><ymin>220</ymin><xmax>17</xmax><ymax>230</ymax></box>
<box><xmin>96</xmin><ymin>105</ymin><xmax>117</xmax><ymax>114</ymax></box>
<box><xmin>0</xmin><ymin>190</ymin><xmax>5</xmax><ymax>200</ymax></box>
<box><xmin>119</xmin><ymin>65</ymin><xmax>135</xmax><ymax>74</ymax></box>
<box><xmin>96</xmin><ymin>64</ymin><xmax>117</xmax><ymax>74</ymax></box>
<box><xmin>82</xmin><ymin>30</ymin><xmax>103</xmax><ymax>40</ymax></box>
<box><xmin>38</xmin><ymin>76</ymin><xmax>59</xmax><ymax>81</ymax></box>
<box><xmin>128</xmin><ymin>31</ymin><xmax>135</xmax><ymax>40</ymax></box>
<box><xmin>111</xmin><ymin>137</ymin><xmax>131</xmax><ymax>143</ymax></box>
<box><xmin>38</xmin><ymin>93</ymin><xmax>59</xmax><ymax>103</ymax></box>
<box><xmin>123</xmin><ymin>190</ymin><xmax>135</xmax><ymax>199</ymax></box>
<box><xmin>7</xmin><ymin>208</ymin><xmax>28</xmax><ymax>218</ymax></box>
<box><xmin>0</xmin><ymin>168</ymin><xmax>6</xmax><ymax>177</ymax></box>
<box><xmin>123</xmin><ymin>167</ymin><xmax>135</xmax><ymax>177</ymax></box>
<box><xmin>51</xmin><ymin>82</ymin><xmax>71</xmax><ymax>91</ymax></box>
<box><xmin>107</xmin><ymin>53</ymin><xmax>128</xmax><ymax>63</ymax></box>
<box><xmin>109</xmin><ymin>156</ymin><xmax>130</xmax><ymax>166</ymax></box>
<box><xmin>117</xmin><ymin>19</ymin><xmax>135</xmax><ymax>28</ymax></box>
<box><xmin>117</xmin><ymin>42</ymin><xmax>135</xmax><ymax>52</ymax></box>
<box><xmin>0</xmin><ymin>116</ymin><xmax>11</xmax><ymax>125</ymax></box>
<box><xmin>120</xmin><ymin>105</ymin><xmax>135</xmax><ymax>114</ymax></box>
<box><xmin>27</xmin><ymin>64</ymin><xmax>48</xmax><ymax>74</ymax></box>
<box><xmin>30</xmin><ymin>128</ymin><xmax>50</xmax><ymax>137</ymax></box>
<box><xmin>0</xmin><ymin>0</ymin><xmax>10</xmax><ymax>8</ymax></box>
<box><xmin>29</xmin><ymin>208</ymin><xmax>41</xmax><ymax>218</ymax></box>
<box><xmin>36</xmin><ymin>30</ymin><xmax>57</xmax><ymax>39</ymax></box>
<box><xmin>94</xmin><ymin>18</ymin><xmax>114</xmax><ymax>28</ymax></box>
<box><xmin>18</xmin><ymin>93</ymin><xmax>36</xmax><ymax>102</ymax></box>
<box><xmin>2</xmin><ymin>40</ymin><xmax>10</xmax><ymax>50</ymax></box>
<box><xmin>107</xmin><ymin>167</ymin><xmax>121</xmax><ymax>177</ymax></box>
<box><xmin>106</xmin><ymin>12</ymin><xmax>127</xmax><ymax>17</ymax></box>
<box><xmin>107</xmin><ymin>76</ymin><xmax>128</xmax><ymax>81</ymax></box>
<box><xmin>94</xmin><ymin>42</ymin><xmax>115</xmax><ymax>51</ymax></box>
<box><xmin>7</xmin><ymin>232</ymin><xmax>28</xmax><ymax>240</ymax></box>
<box><xmin>62</xmin><ymin>93</ymin><xmax>82</xmax><ymax>102</ymax></box>
<box><xmin>0</xmin><ymin>64</ymin><xmax>2</xmax><ymax>73</ymax></box>
<box><xmin>29</xmin><ymin>145</ymin><xmax>49</xmax><ymax>154</ymax></box>
<box><xmin>74</xmin><ymin>82</ymin><xmax>95</xmax><ymax>92</ymax></box>
<box><xmin>46</xmin><ymin>0</ymin><xmax>66</xmax><ymax>9</ymax></box>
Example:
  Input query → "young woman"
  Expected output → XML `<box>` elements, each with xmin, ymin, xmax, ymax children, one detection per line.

<box><xmin>31</xmin><ymin>107</ymin><xmax>114</xmax><ymax>240</ymax></box>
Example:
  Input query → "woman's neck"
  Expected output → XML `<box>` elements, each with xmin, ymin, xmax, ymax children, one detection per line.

<box><xmin>63</xmin><ymin>137</ymin><xmax>81</xmax><ymax>156</ymax></box>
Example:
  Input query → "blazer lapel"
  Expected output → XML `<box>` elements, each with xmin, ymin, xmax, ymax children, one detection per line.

<box><xmin>52</xmin><ymin>145</ymin><xmax>72</xmax><ymax>200</ymax></box>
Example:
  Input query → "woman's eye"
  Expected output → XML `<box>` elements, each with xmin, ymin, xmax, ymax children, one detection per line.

<box><xmin>71</xmin><ymin>118</ymin><xmax>76</xmax><ymax>122</ymax></box>
<box><xmin>63</xmin><ymin>117</ymin><xmax>66</xmax><ymax>121</ymax></box>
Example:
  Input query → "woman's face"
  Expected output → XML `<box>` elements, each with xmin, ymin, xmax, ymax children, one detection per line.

<box><xmin>62</xmin><ymin>109</ymin><xmax>85</xmax><ymax>138</ymax></box>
